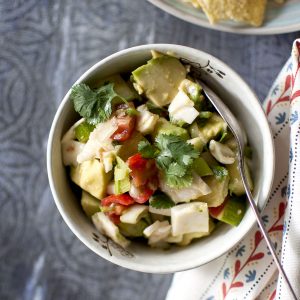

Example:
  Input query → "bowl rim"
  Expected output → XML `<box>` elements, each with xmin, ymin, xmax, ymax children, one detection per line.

<box><xmin>146</xmin><ymin>0</ymin><xmax>300</xmax><ymax>35</ymax></box>
<box><xmin>47</xmin><ymin>44</ymin><xmax>275</xmax><ymax>273</ymax></box>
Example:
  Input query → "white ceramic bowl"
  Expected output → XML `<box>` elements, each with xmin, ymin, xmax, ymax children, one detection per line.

<box><xmin>47</xmin><ymin>44</ymin><xmax>274</xmax><ymax>273</ymax></box>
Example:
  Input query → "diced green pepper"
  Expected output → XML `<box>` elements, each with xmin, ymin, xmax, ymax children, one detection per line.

<box><xmin>75</xmin><ymin>121</ymin><xmax>95</xmax><ymax>143</ymax></box>
<box><xmin>114</xmin><ymin>157</ymin><xmax>131</xmax><ymax>195</ymax></box>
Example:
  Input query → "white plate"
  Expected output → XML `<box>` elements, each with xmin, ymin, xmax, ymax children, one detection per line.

<box><xmin>147</xmin><ymin>0</ymin><xmax>300</xmax><ymax>35</ymax></box>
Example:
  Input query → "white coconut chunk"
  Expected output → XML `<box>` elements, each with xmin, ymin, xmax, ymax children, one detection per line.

<box><xmin>61</xmin><ymin>118</ymin><xmax>85</xmax><ymax>166</ymax></box>
<box><xmin>120</xmin><ymin>205</ymin><xmax>148</xmax><ymax>224</ymax></box>
<box><xmin>171</xmin><ymin>202</ymin><xmax>209</xmax><ymax>236</ymax></box>
<box><xmin>92</xmin><ymin>212</ymin><xmax>130</xmax><ymax>248</ymax></box>
<box><xmin>209</xmin><ymin>140</ymin><xmax>235</xmax><ymax>164</ymax></box>
<box><xmin>159</xmin><ymin>173</ymin><xmax>211</xmax><ymax>204</ymax></box>
<box><xmin>171</xmin><ymin>106</ymin><xmax>199</xmax><ymax>124</ymax></box>
<box><xmin>77</xmin><ymin>118</ymin><xmax>118</xmax><ymax>163</ymax></box>
<box><xmin>136</xmin><ymin>104</ymin><xmax>159</xmax><ymax>134</ymax></box>
<box><xmin>168</xmin><ymin>90</ymin><xmax>193</xmax><ymax>114</ymax></box>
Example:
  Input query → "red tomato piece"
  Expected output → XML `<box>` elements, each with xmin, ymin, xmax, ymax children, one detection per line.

<box><xmin>111</xmin><ymin>115</ymin><xmax>135</xmax><ymax>142</ymax></box>
<box><xmin>127</xmin><ymin>153</ymin><xmax>147</xmax><ymax>169</ymax></box>
<box><xmin>114</xmin><ymin>204</ymin><xmax>127</xmax><ymax>215</ymax></box>
<box><xmin>101</xmin><ymin>194</ymin><xmax>135</xmax><ymax>207</ymax></box>
<box><xmin>133</xmin><ymin>187</ymin><xmax>155</xmax><ymax>204</ymax></box>
<box><xmin>209</xmin><ymin>197</ymin><xmax>228</xmax><ymax>218</ymax></box>
<box><xmin>107</xmin><ymin>212</ymin><xmax>121</xmax><ymax>225</ymax></box>
<box><xmin>127</xmin><ymin>154</ymin><xmax>158</xmax><ymax>202</ymax></box>
<box><xmin>127</xmin><ymin>154</ymin><xmax>158</xmax><ymax>187</ymax></box>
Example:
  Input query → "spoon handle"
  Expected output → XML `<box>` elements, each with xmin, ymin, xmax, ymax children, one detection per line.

<box><xmin>196</xmin><ymin>76</ymin><xmax>298</xmax><ymax>299</ymax></box>
<box><xmin>237</xmin><ymin>153</ymin><xmax>298</xmax><ymax>300</ymax></box>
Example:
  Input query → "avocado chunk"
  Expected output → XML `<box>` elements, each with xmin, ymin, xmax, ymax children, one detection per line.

<box><xmin>81</xmin><ymin>191</ymin><xmax>100</xmax><ymax>218</ymax></box>
<box><xmin>132</xmin><ymin>55</ymin><xmax>186</xmax><ymax>107</ymax></box>
<box><xmin>197</xmin><ymin>174</ymin><xmax>229</xmax><ymax>207</ymax></box>
<box><xmin>210</xmin><ymin>196</ymin><xmax>246</xmax><ymax>227</ymax></box>
<box><xmin>151</xmin><ymin>118</ymin><xmax>189</xmax><ymax>140</ymax></box>
<box><xmin>200</xmin><ymin>151</ymin><xmax>219</xmax><ymax>168</ymax></box>
<box><xmin>193</xmin><ymin>157</ymin><xmax>213</xmax><ymax>177</ymax></box>
<box><xmin>179</xmin><ymin>79</ymin><xmax>203</xmax><ymax>103</ymax></box>
<box><xmin>187</xmin><ymin>137</ymin><xmax>204</xmax><ymax>152</ymax></box>
<box><xmin>70</xmin><ymin>159</ymin><xmax>112</xmax><ymax>199</ymax></box>
<box><xmin>92</xmin><ymin>74</ymin><xmax>137</xmax><ymax>101</ymax></box>
<box><xmin>117</xmin><ymin>131</ymin><xmax>145</xmax><ymax>161</ymax></box>
<box><xmin>118</xmin><ymin>219</ymin><xmax>149</xmax><ymax>238</ymax></box>
<box><xmin>227</xmin><ymin>160</ymin><xmax>253</xmax><ymax>196</ymax></box>
<box><xmin>190</xmin><ymin>113</ymin><xmax>227</xmax><ymax>144</ymax></box>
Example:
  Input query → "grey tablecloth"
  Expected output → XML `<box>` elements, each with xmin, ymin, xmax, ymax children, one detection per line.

<box><xmin>0</xmin><ymin>1</ymin><xmax>299</xmax><ymax>300</ymax></box>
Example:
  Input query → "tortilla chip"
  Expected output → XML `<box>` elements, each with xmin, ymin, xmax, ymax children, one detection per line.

<box><xmin>198</xmin><ymin>0</ymin><xmax>267</xmax><ymax>27</ymax></box>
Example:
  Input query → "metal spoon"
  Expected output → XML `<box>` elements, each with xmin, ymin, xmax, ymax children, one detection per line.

<box><xmin>197</xmin><ymin>79</ymin><xmax>298</xmax><ymax>300</ymax></box>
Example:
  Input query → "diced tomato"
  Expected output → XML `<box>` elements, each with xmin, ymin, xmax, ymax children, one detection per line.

<box><xmin>127</xmin><ymin>153</ymin><xmax>147</xmax><ymax>169</ymax></box>
<box><xmin>101</xmin><ymin>194</ymin><xmax>135</xmax><ymax>207</ymax></box>
<box><xmin>127</xmin><ymin>153</ymin><xmax>158</xmax><ymax>203</ymax></box>
<box><xmin>209</xmin><ymin>197</ymin><xmax>228</xmax><ymax>218</ymax></box>
<box><xmin>114</xmin><ymin>204</ymin><xmax>126</xmax><ymax>215</ymax></box>
<box><xmin>148</xmin><ymin>175</ymin><xmax>158</xmax><ymax>191</ymax></box>
<box><xmin>107</xmin><ymin>212</ymin><xmax>121</xmax><ymax>225</ymax></box>
<box><xmin>111</xmin><ymin>114</ymin><xmax>135</xmax><ymax>142</ymax></box>
<box><xmin>101</xmin><ymin>195</ymin><xmax>133</xmax><ymax>224</ymax></box>
<box><xmin>133</xmin><ymin>187</ymin><xmax>155</xmax><ymax>204</ymax></box>
<box><xmin>127</xmin><ymin>154</ymin><xmax>158</xmax><ymax>187</ymax></box>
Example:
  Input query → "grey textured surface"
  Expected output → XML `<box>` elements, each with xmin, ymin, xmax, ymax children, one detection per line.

<box><xmin>0</xmin><ymin>1</ymin><xmax>299</xmax><ymax>300</ymax></box>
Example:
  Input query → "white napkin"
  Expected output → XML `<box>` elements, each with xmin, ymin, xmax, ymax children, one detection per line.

<box><xmin>275</xmin><ymin>40</ymin><xmax>300</xmax><ymax>300</ymax></box>
<box><xmin>166</xmin><ymin>39</ymin><xmax>300</xmax><ymax>300</ymax></box>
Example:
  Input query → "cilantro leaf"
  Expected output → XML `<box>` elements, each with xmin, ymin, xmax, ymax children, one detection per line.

<box><xmin>155</xmin><ymin>134</ymin><xmax>199</xmax><ymax>189</ymax></box>
<box><xmin>156</xmin><ymin>154</ymin><xmax>173</xmax><ymax>171</ymax></box>
<box><xmin>150</xmin><ymin>193</ymin><xmax>175</xmax><ymax>209</ymax></box>
<box><xmin>165</xmin><ymin>171</ymin><xmax>193</xmax><ymax>189</ymax></box>
<box><xmin>163</xmin><ymin>162</ymin><xmax>193</xmax><ymax>188</ymax></box>
<box><xmin>138</xmin><ymin>140</ymin><xmax>159</xmax><ymax>159</ymax></box>
<box><xmin>212</xmin><ymin>166</ymin><xmax>228</xmax><ymax>181</ymax></box>
<box><xmin>155</xmin><ymin>134</ymin><xmax>199</xmax><ymax>167</ymax></box>
<box><xmin>167</xmin><ymin>162</ymin><xmax>186</xmax><ymax>177</ymax></box>
<box><xmin>71</xmin><ymin>83</ymin><xmax>121</xmax><ymax>125</ymax></box>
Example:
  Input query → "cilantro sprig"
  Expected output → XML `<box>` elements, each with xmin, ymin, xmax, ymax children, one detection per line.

<box><xmin>138</xmin><ymin>134</ymin><xmax>199</xmax><ymax>189</ymax></box>
<box><xmin>138</xmin><ymin>140</ymin><xmax>159</xmax><ymax>159</ymax></box>
<box><xmin>71</xmin><ymin>82</ymin><xmax>124</xmax><ymax>125</ymax></box>
<box><xmin>149</xmin><ymin>193</ymin><xmax>175</xmax><ymax>209</ymax></box>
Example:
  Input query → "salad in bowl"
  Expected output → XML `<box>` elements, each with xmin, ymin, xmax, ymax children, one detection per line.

<box><xmin>61</xmin><ymin>51</ymin><xmax>254</xmax><ymax>249</ymax></box>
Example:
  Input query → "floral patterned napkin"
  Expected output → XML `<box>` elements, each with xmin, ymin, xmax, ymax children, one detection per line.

<box><xmin>166</xmin><ymin>39</ymin><xmax>300</xmax><ymax>300</ymax></box>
